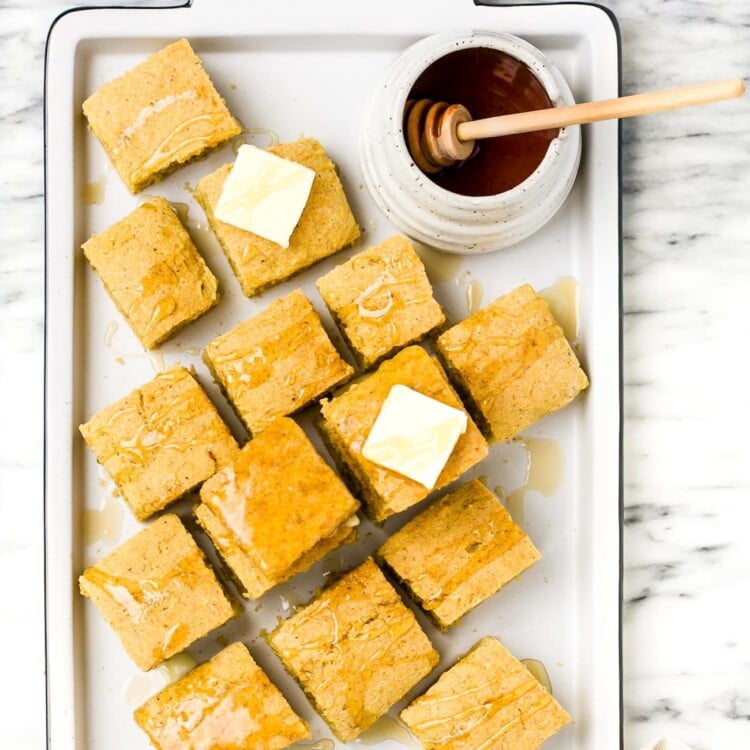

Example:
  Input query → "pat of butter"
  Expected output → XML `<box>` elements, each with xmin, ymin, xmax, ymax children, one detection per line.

<box><xmin>362</xmin><ymin>384</ymin><xmax>467</xmax><ymax>489</ymax></box>
<box><xmin>214</xmin><ymin>144</ymin><xmax>315</xmax><ymax>248</ymax></box>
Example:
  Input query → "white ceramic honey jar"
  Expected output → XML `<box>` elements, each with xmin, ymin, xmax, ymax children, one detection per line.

<box><xmin>360</xmin><ymin>30</ymin><xmax>581</xmax><ymax>254</ymax></box>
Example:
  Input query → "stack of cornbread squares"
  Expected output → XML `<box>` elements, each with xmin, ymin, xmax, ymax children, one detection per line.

<box><xmin>77</xmin><ymin>38</ymin><xmax>588</xmax><ymax>750</ymax></box>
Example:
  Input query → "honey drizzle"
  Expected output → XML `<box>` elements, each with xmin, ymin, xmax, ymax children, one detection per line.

<box><xmin>83</xmin><ymin>555</ymin><xmax>197</xmax><ymax>627</ymax></box>
<box><xmin>108</xmin><ymin>370</ymin><xmax>222</xmax><ymax>467</ymax></box>
<box><xmin>134</xmin><ymin>112</ymin><xmax>228</xmax><ymax>178</ymax></box>
<box><xmin>209</xmin><ymin>307</ymin><xmax>325</xmax><ymax>395</ymax></box>
<box><xmin>277</xmin><ymin>574</ymin><xmax>418</xmax><ymax>710</ymax></box>
<box><xmin>119</xmin><ymin>89</ymin><xmax>197</xmax><ymax>143</ymax></box>
<box><xmin>355</xmin><ymin>271</ymin><xmax>398</xmax><ymax>320</ymax></box>
<box><xmin>410</xmin><ymin>512</ymin><xmax>521</xmax><ymax>610</ymax></box>
<box><xmin>411</xmin><ymin>677</ymin><xmax>545</xmax><ymax>744</ymax></box>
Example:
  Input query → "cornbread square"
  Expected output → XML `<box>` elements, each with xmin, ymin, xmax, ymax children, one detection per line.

<box><xmin>318</xmin><ymin>346</ymin><xmax>488</xmax><ymax>523</ymax></box>
<box><xmin>134</xmin><ymin>642</ymin><xmax>310</xmax><ymax>749</ymax></box>
<box><xmin>378</xmin><ymin>479</ymin><xmax>540</xmax><ymax>628</ymax></box>
<box><xmin>80</xmin><ymin>365</ymin><xmax>238</xmax><ymax>521</ymax></box>
<box><xmin>79</xmin><ymin>514</ymin><xmax>234</xmax><ymax>671</ymax></box>
<box><xmin>82</xmin><ymin>197</ymin><xmax>219</xmax><ymax>349</ymax></box>
<box><xmin>82</xmin><ymin>38</ymin><xmax>241</xmax><ymax>193</ymax></box>
<box><xmin>316</xmin><ymin>235</ymin><xmax>445</xmax><ymax>369</ymax></box>
<box><xmin>268</xmin><ymin>558</ymin><xmax>439</xmax><ymax>742</ymax></box>
<box><xmin>195</xmin><ymin>417</ymin><xmax>360</xmax><ymax>599</ymax></box>
<box><xmin>195</xmin><ymin>137</ymin><xmax>360</xmax><ymax>296</ymax></box>
<box><xmin>400</xmin><ymin>637</ymin><xmax>571</xmax><ymax>750</ymax></box>
<box><xmin>436</xmin><ymin>284</ymin><xmax>589</xmax><ymax>442</ymax></box>
<box><xmin>203</xmin><ymin>289</ymin><xmax>354</xmax><ymax>435</ymax></box>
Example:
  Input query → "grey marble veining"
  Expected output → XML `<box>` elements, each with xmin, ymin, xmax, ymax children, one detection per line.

<box><xmin>2</xmin><ymin>0</ymin><xmax>749</xmax><ymax>748</ymax></box>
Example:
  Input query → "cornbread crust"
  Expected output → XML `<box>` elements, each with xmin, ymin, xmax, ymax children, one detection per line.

<box><xmin>378</xmin><ymin>479</ymin><xmax>540</xmax><ymax>628</ymax></box>
<box><xmin>82</xmin><ymin>197</ymin><xmax>219</xmax><ymax>350</ymax></box>
<box><xmin>436</xmin><ymin>284</ymin><xmax>589</xmax><ymax>442</ymax></box>
<box><xmin>400</xmin><ymin>637</ymin><xmax>571</xmax><ymax>750</ymax></box>
<box><xmin>195</xmin><ymin>417</ymin><xmax>360</xmax><ymax>599</ymax></box>
<box><xmin>79</xmin><ymin>365</ymin><xmax>238</xmax><ymax>521</ymax></box>
<box><xmin>134</xmin><ymin>642</ymin><xmax>311</xmax><ymax>749</ymax></box>
<box><xmin>318</xmin><ymin>346</ymin><xmax>488</xmax><ymax>523</ymax></box>
<box><xmin>194</xmin><ymin>137</ymin><xmax>361</xmax><ymax>297</ymax></box>
<box><xmin>82</xmin><ymin>38</ymin><xmax>241</xmax><ymax>194</ymax></box>
<box><xmin>203</xmin><ymin>289</ymin><xmax>354</xmax><ymax>435</ymax></box>
<box><xmin>268</xmin><ymin>558</ymin><xmax>439</xmax><ymax>742</ymax></box>
<box><xmin>316</xmin><ymin>235</ymin><xmax>445</xmax><ymax>369</ymax></box>
<box><xmin>79</xmin><ymin>514</ymin><xmax>234</xmax><ymax>671</ymax></box>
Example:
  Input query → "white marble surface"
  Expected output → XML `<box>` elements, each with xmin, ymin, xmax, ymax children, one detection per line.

<box><xmin>1</xmin><ymin>0</ymin><xmax>749</xmax><ymax>748</ymax></box>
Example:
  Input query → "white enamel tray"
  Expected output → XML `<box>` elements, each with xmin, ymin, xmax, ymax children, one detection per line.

<box><xmin>44</xmin><ymin>1</ymin><xmax>622</xmax><ymax>748</ymax></box>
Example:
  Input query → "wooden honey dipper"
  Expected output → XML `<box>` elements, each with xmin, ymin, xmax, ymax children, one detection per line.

<box><xmin>405</xmin><ymin>78</ymin><xmax>746</xmax><ymax>174</ymax></box>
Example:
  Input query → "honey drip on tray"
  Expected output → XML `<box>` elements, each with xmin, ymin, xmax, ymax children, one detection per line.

<box><xmin>521</xmin><ymin>658</ymin><xmax>553</xmax><ymax>694</ymax></box>
<box><xmin>83</xmin><ymin>175</ymin><xmax>106</xmax><ymax>205</ymax></box>
<box><xmin>356</xmin><ymin>715</ymin><xmax>421</xmax><ymax>747</ymax></box>
<box><xmin>290</xmin><ymin>740</ymin><xmax>335</xmax><ymax>750</ymax></box>
<box><xmin>103</xmin><ymin>320</ymin><xmax>166</xmax><ymax>374</ymax></box>
<box><xmin>505</xmin><ymin>438</ymin><xmax>563</xmax><ymax>526</ymax></box>
<box><xmin>122</xmin><ymin>653</ymin><xmax>197</xmax><ymax>708</ymax></box>
<box><xmin>540</xmin><ymin>276</ymin><xmax>579</xmax><ymax>341</ymax></box>
<box><xmin>415</xmin><ymin>244</ymin><xmax>463</xmax><ymax>285</ymax></box>
<box><xmin>83</xmin><ymin>495</ymin><xmax>124</xmax><ymax>547</ymax></box>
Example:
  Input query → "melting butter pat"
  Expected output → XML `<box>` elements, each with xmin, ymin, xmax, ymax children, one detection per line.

<box><xmin>214</xmin><ymin>144</ymin><xmax>315</xmax><ymax>248</ymax></box>
<box><xmin>362</xmin><ymin>384</ymin><xmax>467</xmax><ymax>489</ymax></box>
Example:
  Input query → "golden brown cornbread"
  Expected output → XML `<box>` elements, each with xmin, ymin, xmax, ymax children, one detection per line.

<box><xmin>82</xmin><ymin>197</ymin><xmax>219</xmax><ymax>350</ymax></box>
<box><xmin>203</xmin><ymin>289</ymin><xmax>354</xmax><ymax>435</ymax></box>
<box><xmin>268</xmin><ymin>558</ymin><xmax>439</xmax><ymax>742</ymax></box>
<box><xmin>82</xmin><ymin>38</ymin><xmax>241</xmax><ymax>193</ymax></box>
<box><xmin>195</xmin><ymin>417</ymin><xmax>359</xmax><ymax>599</ymax></box>
<box><xmin>194</xmin><ymin>137</ymin><xmax>360</xmax><ymax>296</ymax></box>
<box><xmin>79</xmin><ymin>365</ymin><xmax>238</xmax><ymax>521</ymax></box>
<box><xmin>134</xmin><ymin>642</ymin><xmax>310</xmax><ymax>749</ymax></box>
<box><xmin>436</xmin><ymin>284</ymin><xmax>589</xmax><ymax>442</ymax></box>
<box><xmin>400</xmin><ymin>637</ymin><xmax>571</xmax><ymax>750</ymax></box>
<box><xmin>317</xmin><ymin>346</ymin><xmax>488</xmax><ymax>523</ymax></box>
<box><xmin>316</xmin><ymin>235</ymin><xmax>445</xmax><ymax>369</ymax></box>
<box><xmin>79</xmin><ymin>514</ymin><xmax>234</xmax><ymax>672</ymax></box>
<box><xmin>378</xmin><ymin>479</ymin><xmax>540</xmax><ymax>628</ymax></box>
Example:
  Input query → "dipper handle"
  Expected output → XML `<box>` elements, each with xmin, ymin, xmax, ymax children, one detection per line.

<box><xmin>458</xmin><ymin>78</ymin><xmax>746</xmax><ymax>141</ymax></box>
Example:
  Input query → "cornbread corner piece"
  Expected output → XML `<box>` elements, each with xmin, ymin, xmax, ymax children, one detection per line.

<box><xmin>194</xmin><ymin>137</ymin><xmax>361</xmax><ymax>296</ymax></box>
<box><xmin>134</xmin><ymin>642</ymin><xmax>311</xmax><ymax>749</ymax></box>
<box><xmin>82</xmin><ymin>197</ymin><xmax>219</xmax><ymax>350</ymax></box>
<box><xmin>195</xmin><ymin>417</ymin><xmax>360</xmax><ymax>599</ymax></box>
<box><xmin>378</xmin><ymin>479</ymin><xmax>540</xmax><ymax>628</ymax></box>
<box><xmin>436</xmin><ymin>284</ymin><xmax>589</xmax><ymax>442</ymax></box>
<box><xmin>316</xmin><ymin>235</ymin><xmax>446</xmax><ymax>369</ymax></box>
<box><xmin>79</xmin><ymin>365</ymin><xmax>238</xmax><ymax>521</ymax></box>
<box><xmin>268</xmin><ymin>558</ymin><xmax>439</xmax><ymax>742</ymax></box>
<box><xmin>318</xmin><ymin>345</ymin><xmax>488</xmax><ymax>523</ymax></box>
<box><xmin>82</xmin><ymin>38</ymin><xmax>241</xmax><ymax>194</ymax></box>
<box><xmin>400</xmin><ymin>637</ymin><xmax>571</xmax><ymax>750</ymax></box>
<box><xmin>203</xmin><ymin>289</ymin><xmax>354</xmax><ymax>435</ymax></box>
<box><xmin>79</xmin><ymin>514</ymin><xmax>235</xmax><ymax>671</ymax></box>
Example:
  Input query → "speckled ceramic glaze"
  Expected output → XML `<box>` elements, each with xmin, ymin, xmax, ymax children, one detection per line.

<box><xmin>360</xmin><ymin>30</ymin><xmax>582</xmax><ymax>254</ymax></box>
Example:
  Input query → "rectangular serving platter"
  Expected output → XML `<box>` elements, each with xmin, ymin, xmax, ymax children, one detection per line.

<box><xmin>44</xmin><ymin>1</ymin><xmax>622</xmax><ymax>748</ymax></box>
